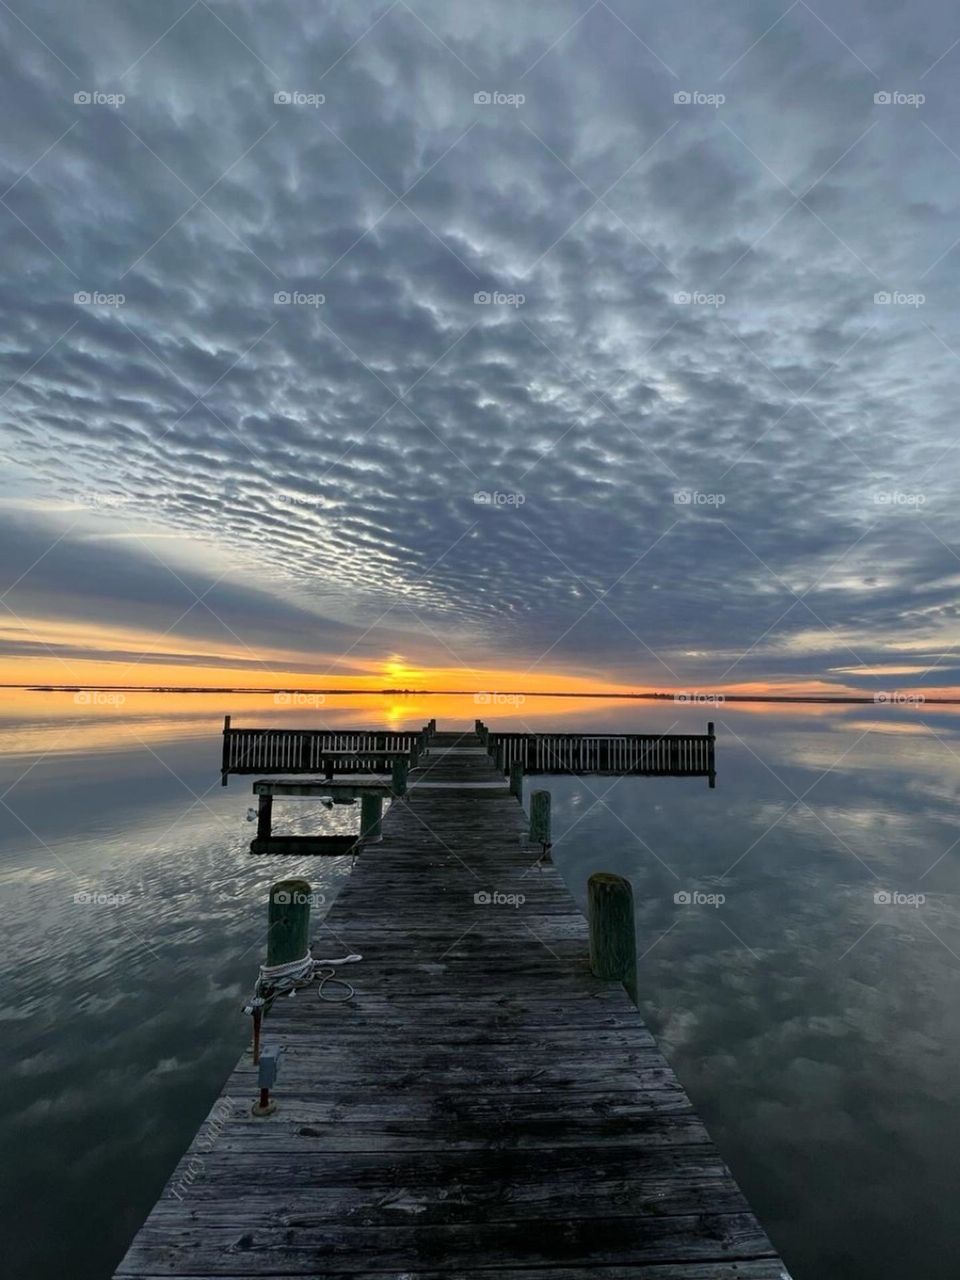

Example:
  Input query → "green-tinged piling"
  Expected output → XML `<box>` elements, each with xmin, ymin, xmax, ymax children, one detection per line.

<box><xmin>587</xmin><ymin>871</ymin><xmax>638</xmax><ymax>1007</ymax></box>
<box><xmin>510</xmin><ymin>760</ymin><xmax>523</xmax><ymax>798</ymax></box>
<box><xmin>530</xmin><ymin>789</ymin><xmax>551</xmax><ymax>848</ymax></box>
<box><xmin>267</xmin><ymin>879</ymin><xmax>312</xmax><ymax>967</ymax></box>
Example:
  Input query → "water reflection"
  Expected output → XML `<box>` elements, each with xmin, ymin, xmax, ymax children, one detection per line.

<box><xmin>2</xmin><ymin>694</ymin><xmax>960</xmax><ymax>1278</ymax></box>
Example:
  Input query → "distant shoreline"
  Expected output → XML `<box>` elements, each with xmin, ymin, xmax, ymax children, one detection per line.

<box><xmin>7</xmin><ymin>685</ymin><xmax>959</xmax><ymax>705</ymax></box>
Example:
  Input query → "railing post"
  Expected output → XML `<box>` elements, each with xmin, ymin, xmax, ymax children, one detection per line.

<box><xmin>496</xmin><ymin>743</ymin><xmax>505</xmax><ymax>774</ymax></box>
<box><xmin>707</xmin><ymin>721</ymin><xmax>716</xmax><ymax>788</ymax></box>
<box><xmin>587</xmin><ymin>872</ymin><xmax>638</xmax><ymax>1007</ymax></box>
<box><xmin>221</xmin><ymin>714</ymin><xmax>231</xmax><ymax>785</ymax></box>
<box><xmin>509</xmin><ymin>760</ymin><xmax>523</xmax><ymax>799</ymax></box>
<box><xmin>529</xmin><ymin>789</ymin><xmax>551</xmax><ymax>853</ymax></box>
<box><xmin>360</xmin><ymin>792</ymin><xmax>383</xmax><ymax>843</ymax></box>
<box><xmin>392</xmin><ymin>757</ymin><xmax>408</xmax><ymax>796</ymax></box>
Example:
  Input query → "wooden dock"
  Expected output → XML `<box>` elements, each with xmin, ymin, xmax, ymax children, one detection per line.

<box><xmin>115</xmin><ymin>728</ymin><xmax>790</xmax><ymax>1279</ymax></box>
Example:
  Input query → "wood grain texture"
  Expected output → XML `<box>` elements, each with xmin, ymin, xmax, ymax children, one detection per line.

<box><xmin>115</xmin><ymin>730</ymin><xmax>790</xmax><ymax>1280</ymax></box>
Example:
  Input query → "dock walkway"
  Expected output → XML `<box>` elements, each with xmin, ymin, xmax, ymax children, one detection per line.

<box><xmin>116</xmin><ymin>730</ymin><xmax>790</xmax><ymax>1279</ymax></box>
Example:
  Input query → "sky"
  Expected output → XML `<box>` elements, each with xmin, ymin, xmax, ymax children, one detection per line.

<box><xmin>2</xmin><ymin>0</ymin><xmax>960</xmax><ymax>696</ymax></box>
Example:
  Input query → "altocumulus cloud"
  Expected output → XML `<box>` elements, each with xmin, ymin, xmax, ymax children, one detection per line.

<box><xmin>2</xmin><ymin>0</ymin><xmax>960</xmax><ymax>688</ymax></box>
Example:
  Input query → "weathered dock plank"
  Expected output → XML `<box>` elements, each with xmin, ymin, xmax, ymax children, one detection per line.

<box><xmin>115</xmin><ymin>730</ymin><xmax>789</xmax><ymax>1279</ymax></box>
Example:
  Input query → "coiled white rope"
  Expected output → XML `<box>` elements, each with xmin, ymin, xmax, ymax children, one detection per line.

<box><xmin>243</xmin><ymin>952</ymin><xmax>362</xmax><ymax>1013</ymax></box>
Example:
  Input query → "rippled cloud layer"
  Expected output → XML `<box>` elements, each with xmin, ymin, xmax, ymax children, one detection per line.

<box><xmin>3</xmin><ymin>1</ymin><xmax>960</xmax><ymax>689</ymax></box>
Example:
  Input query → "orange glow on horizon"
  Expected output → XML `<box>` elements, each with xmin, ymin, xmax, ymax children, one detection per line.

<box><xmin>1</xmin><ymin>652</ymin><xmax>958</xmax><ymax>700</ymax></box>
<box><xmin>0</xmin><ymin>616</ymin><xmax>957</xmax><ymax>702</ymax></box>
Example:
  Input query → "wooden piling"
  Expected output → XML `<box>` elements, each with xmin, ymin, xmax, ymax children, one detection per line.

<box><xmin>509</xmin><ymin>760</ymin><xmax>523</xmax><ymax>798</ymax></box>
<box><xmin>587</xmin><ymin>872</ymin><xmax>638</xmax><ymax>1007</ymax></box>
<box><xmin>529</xmin><ymin>789</ymin><xmax>551</xmax><ymax>847</ymax></box>
<box><xmin>266</xmin><ymin>879</ymin><xmax>312</xmax><ymax>968</ymax></box>
<box><xmin>360</xmin><ymin>792</ymin><xmax>383</xmax><ymax>843</ymax></box>
<box><xmin>256</xmin><ymin>793</ymin><xmax>273</xmax><ymax>841</ymax></box>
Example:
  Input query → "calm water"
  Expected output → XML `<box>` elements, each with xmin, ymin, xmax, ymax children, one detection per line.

<box><xmin>3</xmin><ymin>692</ymin><xmax>960</xmax><ymax>1279</ymax></box>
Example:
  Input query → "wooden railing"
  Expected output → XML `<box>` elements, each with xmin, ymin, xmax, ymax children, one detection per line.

<box><xmin>477</xmin><ymin>722</ymin><xmax>716</xmax><ymax>786</ymax></box>
<box><xmin>221</xmin><ymin>717</ymin><xmax>429</xmax><ymax>784</ymax></box>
